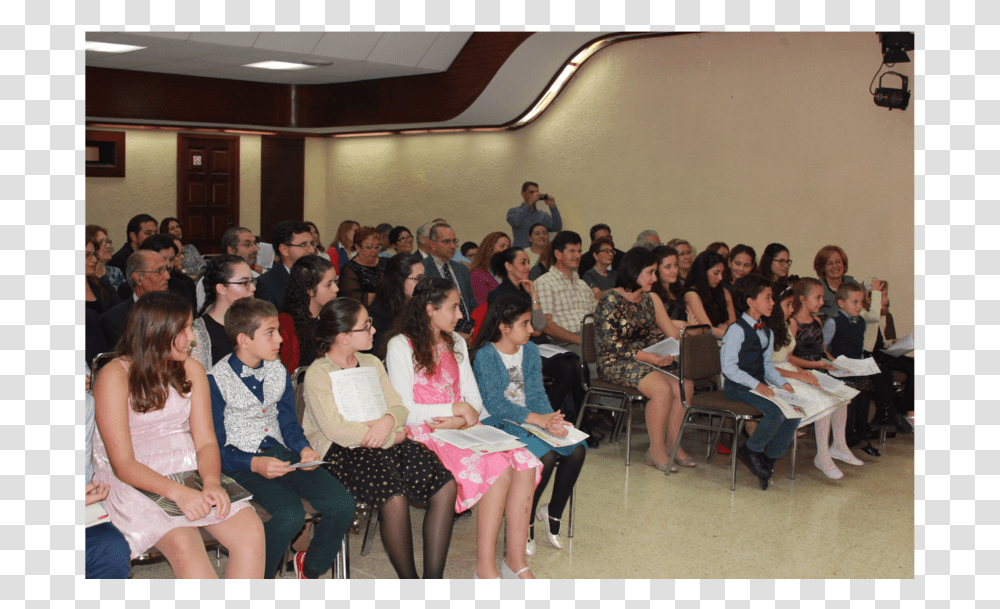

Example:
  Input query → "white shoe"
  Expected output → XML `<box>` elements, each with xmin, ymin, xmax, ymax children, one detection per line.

<box><xmin>525</xmin><ymin>538</ymin><xmax>536</xmax><ymax>556</ymax></box>
<box><xmin>535</xmin><ymin>503</ymin><xmax>564</xmax><ymax>550</ymax></box>
<box><xmin>829</xmin><ymin>447</ymin><xmax>864</xmax><ymax>466</ymax></box>
<box><xmin>501</xmin><ymin>559</ymin><xmax>531</xmax><ymax>579</ymax></box>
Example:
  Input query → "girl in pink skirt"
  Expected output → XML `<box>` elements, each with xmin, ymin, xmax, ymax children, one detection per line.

<box><xmin>386</xmin><ymin>278</ymin><xmax>542</xmax><ymax>579</ymax></box>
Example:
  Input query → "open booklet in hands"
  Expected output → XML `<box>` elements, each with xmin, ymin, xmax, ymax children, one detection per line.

<box><xmin>430</xmin><ymin>425</ymin><xmax>526</xmax><ymax>455</ymax></box>
<box><xmin>504</xmin><ymin>420</ymin><xmax>589</xmax><ymax>448</ymax></box>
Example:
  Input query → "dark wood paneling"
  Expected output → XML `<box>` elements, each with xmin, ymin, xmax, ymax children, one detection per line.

<box><xmin>85</xmin><ymin>130</ymin><xmax>126</xmax><ymax>177</ymax></box>
<box><xmin>259</xmin><ymin>136</ymin><xmax>305</xmax><ymax>241</ymax></box>
<box><xmin>86</xmin><ymin>33</ymin><xmax>532</xmax><ymax>129</ymax></box>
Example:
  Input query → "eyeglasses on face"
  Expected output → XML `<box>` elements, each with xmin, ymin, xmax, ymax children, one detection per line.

<box><xmin>138</xmin><ymin>266</ymin><xmax>169</xmax><ymax>276</ymax></box>
<box><xmin>96</xmin><ymin>238</ymin><xmax>112</xmax><ymax>247</ymax></box>
<box><xmin>238</xmin><ymin>241</ymin><xmax>257</xmax><ymax>249</ymax></box>
<box><xmin>349</xmin><ymin>320</ymin><xmax>373</xmax><ymax>333</ymax></box>
<box><xmin>774</xmin><ymin>259</ymin><xmax>792</xmax><ymax>266</ymax></box>
<box><xmin>288</xmin><ymin>241</ymin><xmax>317</xmax><ymax>249</ymax></box>
<box><xmin>222</xmin><ymin>278</ymin><xmax>257</xmax><ymax>288</ymax></box>
<box><xmin>597</xmin><ymin>248</ymin><xmax>614</xmax><ymax>254</ymax></box>
<box><xmin>397</xmin><ymin>235</ymin><xmax>414</xmax><ymax>242</ymax></box>
<box><xmin>360</xmin><ymin>243</ymin><xmax>382</xmax><ymax>251</ymax></box>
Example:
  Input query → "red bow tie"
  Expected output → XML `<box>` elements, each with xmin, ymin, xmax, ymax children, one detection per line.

<box><xmin>753</xmin><ymin>322</ymin><xmax>765</xmax><ymax>330</ymax></box>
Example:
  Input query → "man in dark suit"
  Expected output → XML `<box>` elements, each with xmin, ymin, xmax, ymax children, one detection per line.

<box><xmin>255</xmin><ymin>220</ymin><xmax>316</xmax><ymax>310</ymax></box>
<box><xmin>100</xmin><ymin>250</ymin><xmax>170</xmax><ymax>348</ymax></box>
<box><xmin>108</xmin><ymin>214</ymin><xmax>157</xmax><ymax>271</ymax></box>
<box><xmin>578</xmin><ymin>223</ymin><xmax>625</xmax><ymax>276</ymax></box>
<box><xmin>421</xmin><ymin>223</ymin><xmax>476</xmax><ymax>339</ymax></box>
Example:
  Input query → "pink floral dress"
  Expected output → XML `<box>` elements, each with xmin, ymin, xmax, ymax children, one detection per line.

<box><xmin>406</xmin><ymin>342</ymin><xmax>541</xmax><ymax>512</ymax></box>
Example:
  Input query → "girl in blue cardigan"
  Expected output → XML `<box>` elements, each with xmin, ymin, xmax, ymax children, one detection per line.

<box><xmin>472</xmin><ymin>294</ymin><xmax>587</xmax><ymax>556</ymax></box>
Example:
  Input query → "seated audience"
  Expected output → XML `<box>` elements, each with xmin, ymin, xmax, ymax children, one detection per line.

<box><xmin>704</xmin><ymin>241</ymin><xmax>730</xmax><ymax>259</ymax></box>
<box><xmin>421</xmin><ymin>223</ymin><xmax>477</xmax><ymax>337</ymax></box>
<box><xmin>278</xmin><ymin>255</ymin><xmax>339</xmax><ymax>374</ymax></box>
<box><xmin>723</xmin><ymin>275</ymin><xmax>797</xmax><ymax>491</ymax></box>
<box><xmin>722</xmin><ymin>244</ymin><xmax>757</xmax><ymax>298</ymax></box>
<box><xmin>684</xmin><ymin>250</ymin><xmax>736</xmax><ymax>338</ymax></box>
<box><xmin>386</xmin><ymin>278</ymin><xmax>542</xmax><ymax>579</ymax></box>
<box><xmin>137</xmin><ymin>234</ymin><xmax>197</xmax><ymax>313</ymax></box>
<box><xmin>87</xmin><ymin>224</ymin><xmax>126</xmax><ymax>289</ymax></box>
<box><xmin>578</xmin><ymin>223</ymin><xmax>625</xmax><ymax>276</ymax></box>
<box><xmin>526</xmin><ymin>223</ymin><xmax>549</xmax><ymax>268</ymax></box>
<box><xmin>305</xmin><ymin>221</ymin><xmax>332</xmax><ymax>263</ymax></box>
<box><xmin>256</xmin><ymin>221</ymin><xmax>317</xmax><ymax>310</ymax></box>
<box><xmin>160</xmin><ymin>217</ymin><xmax>206</xmax><ymax>278</ymax></box>
<box><xmin>101</xmin><ymin>250</ymin><xmax>169</xmax><ymax>348</ymax></box>
<box><xmin>339</xmin><ymin>226</ymin><xmax>389</xmax><ymax>305</ymax></box>
<box><xmin>757</xmin><ymin>243</ymin><xmax>796</xmax><ymax>293</ymax></box>
<box><xmin>109</xmin><ymin>213</ymin><xmax>157</xmax><ymax>271</ymax></box>
<box><xmin>527</xmin><ymin>241</ymin><xmax>554</xmax><ymax>281</ymax></box>
<box><xmin>366</xmin><ymin>253</ymin><xmax>424</xmax><ymax>359</ymax></box>
<box><xmin>468</xmin><ymin>231</ymin><xmax>511</xmax><ymax>306</ymax></box>
<box><xmin>91</xmin><ymin>291</ymin><xmax>265</xmax><ymax>578</ymax></box>
<box><xmin>581</xmin><ymin>236</ymin><xmax>617</xmax><ymax>298</ymax></box>
<box><xmin>507</xmin><ymin>181</ymin><xmax>562</xmax><ymax>249</ymax></box>
<box><xmin>813</xmin><ymin>244</ymin><xmax>855</xmax><ymax>319</ymax></box>
<box><xmin>649</xmin><ymin>245</ymin><xmax>687</xmax><ymax>322</ymax></box>
<box><xmin>85</xmin><ymin>392</ymin><xmax>131</xmax><ymax>579</ymax></box>
<box><xmin>208</xmin><ymin>298</ymin><xmax>355</xmax><ymax>579</ymax></box>
<box><xmin>665</xmin><ymin>238</ymin><xmax>695</xmax><ymax>286</ymax></box>
<box><xmin>85</xmin><ymin>238</ymin><xmax>121</xmax><ymax>314</ymax></box>
<box><xmin>472</xmin><ymin>295</ymin><xmax>587</xmax><ymax>555</ymax></box>
<box><xmin>535</xmin><ymin>231</ymin><xmax>595</xmax><ymax>355</ymax></box>
<box><xmin>190</xmin><ymin>254</ymin><xmax>256</xmax><ymax>370</ymax></box>
<box><xmin>594</xmin><ymin>248</ymin><xmax>689</xmax><ymax>472</ymax></box>
<box><xmin>384</xmin><ymin>226</ymin><xmax>414</xmax><ymax>257</ymax></box>
<box><xmin>196</xmin><ymin>226</ymin><xmax>260</xmax><ymax>311</ymax></box>
<box><xmin>304</xmin><ymin>298</ymin><xmax>457</xmax><ymax>578</ymax></box>
<box><xmin>328</xmin><ymin>220</ymin><xmax>359</xmax><ymax>269</ymax></box>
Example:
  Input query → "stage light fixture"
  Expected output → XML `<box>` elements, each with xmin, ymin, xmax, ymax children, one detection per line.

<box><xmin>878</xmin><ymin>32</ymin><xmax>914</xmax><ymax>64</ymax></box>
<box><xmin>873</xmin><ymin>72</ymin><xmax>910</xmax><ymax>111</ymax></box>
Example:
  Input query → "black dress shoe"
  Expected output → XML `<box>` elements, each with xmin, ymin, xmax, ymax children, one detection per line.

<box><xmin>757</xmin><ymin>473</ymin><xmax>770</xmax><ymax>490</ymax></box>
<box><xmin>737</xmin><ymin>444</ymin><xmax>771</xmax><ymax>479</ymax></box>
<box><xmin>760</xmin><ymin>453</ymin><xmax>777</xmax><ymax>477</ymax></box>
<box><xmin>859</xmin><ymin>443</ymin><xmax>881</xmax><ymax>457</ymax></box>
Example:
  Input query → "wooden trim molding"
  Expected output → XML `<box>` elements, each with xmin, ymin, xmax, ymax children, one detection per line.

<box><xmin>85</xmin><ymin>130</ymin><xmax>126</xmax><ymax>177</ymax></box>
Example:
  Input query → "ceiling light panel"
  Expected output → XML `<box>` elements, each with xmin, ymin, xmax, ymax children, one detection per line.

<box><xmin>243</xmin><ymin>61</ymin><xmax>315</xmax><ymax>70</ymax></box>
<box><xmin>85</xmin><ymin>42</ymin><xmax>146</xmax><ymax>53</ymax></box>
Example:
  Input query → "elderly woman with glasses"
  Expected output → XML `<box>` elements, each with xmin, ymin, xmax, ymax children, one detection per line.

<box><xmin>339</xmin><ymin>226</ymin><xmax>389</xmax><ymax>306</ymax></box>
<box><xmin>665</xmin><ymin>238</ymin><xmax>696</xmax><ymax>287</ymax></box>
<box><xmin>813</xmin><ymin>244</ymin><xmax>857</xmax><ymax>319</ymax></box>
<box><xmin>86</xmin><ymin>224</ymin><xmax>127</xmax><ymax>289</ymax></box>
<box><xmin>190</xmin><ymin>254</ymin><xmax>257</xmax><ymax>370</ymax></box>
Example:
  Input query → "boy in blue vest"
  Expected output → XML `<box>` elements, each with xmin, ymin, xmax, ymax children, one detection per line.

<box><xmin>723</xmin><ymin>274</ymin><xmax>797</xmax><ymax>490</ymax></box>
<box><xmin>823</xmin><ymin>281</ymin><xmax>897</xmax><ymax>456</ymax></box>
<box><xmin>208</xmin><ymin>298</ymin><xmax>355</xmax><ymax>578</ymax></box>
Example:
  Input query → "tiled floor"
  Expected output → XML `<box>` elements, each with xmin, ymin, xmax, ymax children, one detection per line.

<box><xmin>131</xmin><ymin>417</ymin><xmax>914</xmax><ymax>580</ymax></box>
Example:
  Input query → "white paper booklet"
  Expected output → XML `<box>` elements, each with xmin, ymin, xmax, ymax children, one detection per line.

<box><xmin>809</xmin><ymin>370</ymin><xmax>861</xmax><ymax>400</ymax></box>
<box><xmin>431</xmin><ymin>425</ymin><xmax>525</xmax><ymax>455</ymax></box>
<box><xmin>642</xmin><ymin>337</ymin><xmax>680</xmax><ymax>358</ymax></box>
<box><xmin>288</xmin><ymin>460</ymin><xmax>326</xmax><ymax>469</ymax></box>
<box><xmin>537</xmin><ymin>344</ymin><xmax>571</xmax><ymax>358</ymax></box>
<box><xmin>504</xmin><ymin>420</ymin><xmax>589</xmax><ymax>448</ymax></box>
<box><xmin>881</xmin><ymin>331</ymin><xmax>914</xmax><ymax>357</ymax></box>
<box><xmin>828</xmin><ymin>356</ymin><xmax>881</xmax><ymax>377</ymax></box>
<box><xmin>328</xmin><ymin>367</ymin><xmax>388</xmax><ymax>423</ymax></box>
<box><xmin>86</xmin><ymin>501</ymin><xmax>110</xmax><ymax>528</ymax></box>
<box><xmin>749</xmin><ymin>388</ymin><xmax>804</xmax><ymax>419</ymax></box>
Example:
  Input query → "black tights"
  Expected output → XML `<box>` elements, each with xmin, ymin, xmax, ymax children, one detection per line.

<box><xmin>530</xmin><ymin>445</ymin><xmax>586</xmax><ymax>538</ymax></box>
<box><xmin>378</xmin><ymin>479</ymin><xmax>457</xmax><ymax>578</ymax></box>
<box><xmin>541</xmin><ymin>353</ymin><xmax>585</xmax><ymax>423</ymax></box>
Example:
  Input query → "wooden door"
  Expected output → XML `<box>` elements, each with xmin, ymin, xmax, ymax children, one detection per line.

<box><xmin>177</xmin><ymin>135</ymin><xmax>240</xmax><ymax>256</ymax></box>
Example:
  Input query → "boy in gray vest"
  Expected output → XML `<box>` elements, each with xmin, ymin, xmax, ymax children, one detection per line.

<box><xmin>208</xmin><ymin>298</ymin><xmax>355</xmax><ymax>578</ymax></box>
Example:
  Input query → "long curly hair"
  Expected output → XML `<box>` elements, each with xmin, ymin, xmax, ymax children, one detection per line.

<box><xmin>763</xmin><ymin>281</ymin><xmax>796</xmax><ymax>351</ymax></box>
<box><xmin>282</xmin><ymin>255</ymin><xmax>334</xmax><ymax>358</ymax></box>
<box><xmin>650</xmin><ymin>245</ymin><xmax>682</xmax><ymax>309</ymax></box>
<box><xmin>198</xmin><ymin>254</ymin><xmax>248</xmax><ymax>317</ymax></box>
<box><xmin>470</xmin><ymin>231</ymin><xmax>510</xmax><ymax>272</ymax></box>
<box><xmin>116</xmin><ymin>291</ymin><xmax>193</xmax><ymax>414</ymax></box>
<box><xmin>471</xmin><ymin>293</ymin><xmax>532</xmax><ymax>352</ymax></box>
<box><xmin>387</xmin><ymin>277</ymin><xmax>461</xmax><ymax>376</ymax></box>
<box><xmin>685</xmin><ymin>251</ymin><xmax>729</xmax><ymax>326</ymax></box>
<box><xmin>371</xmin><ymin>253</ymin><xmax>424</xmax><ymax>320</ymax></box>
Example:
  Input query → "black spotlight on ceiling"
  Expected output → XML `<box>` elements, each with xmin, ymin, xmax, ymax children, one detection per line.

<box><xmin>873</xmin><ymin>72</ymin><xmax>910</xmax><ymax>111</ymax></box>
<box><xmin>878</xmin><ymin>32</ymin><xmax>914</xmax><ymax>64</ymax></box>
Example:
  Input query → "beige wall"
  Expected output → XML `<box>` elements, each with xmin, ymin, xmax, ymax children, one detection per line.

<box><xmin>86</xmin><ymin>132</ymin><xmax>262</xmax><ymax>244</ymax></box>
<box><xmin>85</xmin><ymin>33</ymin><xmax>914</xmax><ymax>331</ymax></box>
<box><xmin>319</xmin><ymin>33</ymin><xmax>914</xmax><ymax>330</ymax></box>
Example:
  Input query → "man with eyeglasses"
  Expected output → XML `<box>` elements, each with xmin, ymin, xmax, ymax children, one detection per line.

<box><xmin>196</xmin><ymin>227</ymin><xmax>261</xmax><ymax>311</ymax></box>
<box><xmin>134</xmin><ymin>234</ymin><xmax>198</xmax><ymax>313</ymax></box>
<box><xmin>578</xmin><ymin>223</ymin><xmax>625</xmax><ymax>276</ymax></box>
<box><xmin>421</xmin><ymin>223</ymin><xmax>477</xmax><ymax>338</ymax></box>
<box><xmin>100</xmin><ymin>250</ymin><xmax>170</xmax><ymax>347</ymax></box>
<box><xmin>255</xmin><ymin>221</ymin><xmax>316</xmax><ymax>310</ymax></box>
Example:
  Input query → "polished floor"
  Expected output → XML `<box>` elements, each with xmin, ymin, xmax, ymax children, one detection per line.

<box><xmin>131</xmin><ymin>415</ymin><xmax>914</xmax><ymax>580</ymax></box>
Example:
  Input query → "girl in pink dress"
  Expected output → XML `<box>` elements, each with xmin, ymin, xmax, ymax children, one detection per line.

<box><xmin>386</xmin><ymin>278</ymin><xmax>542</xmax><ymax>579</ymax></box>
<box><xmin>92</xmin><ymin>291</ymin><xmax>265</xmax><ymax>578</ymax></box>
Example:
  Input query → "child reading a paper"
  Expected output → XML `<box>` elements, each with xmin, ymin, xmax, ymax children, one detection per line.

<box><xmin>723</xmin><ymin>274</ymin><xmax>797</xmax><ymax>491</ymax></box>
<box><xmin>864</xmin><ymin>279</ymin><xmax>914</xmax><ymax>433</ymax></box>
<box><xmin>303</xmin><ymin>297</ymin><xmax>457</xmax><ymax>579</ymax></box>
<box><xmin>471</xmin><ymin>294</ymin><xmax>587</xmax><ymax>556</ymax></box>
<box><xmin>386</xmin><ymin>277</ymin><xmax>542</xmax><ymax>579</ymax></box>
<box><xmin>208</xmin><ymin>298</ymin><xmax>355</xmax><ymax>579</ymax></box>
<box><xmin>823</xmin><ymin>281</ymin><xmax>902</xmax><ymax>450</ymax></box>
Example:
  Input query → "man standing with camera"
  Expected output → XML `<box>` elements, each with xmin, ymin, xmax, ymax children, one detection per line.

<box><xmin>507</xmin><ymin>181</ymin><xmax>563</xmax><ymax>248</ymax></box>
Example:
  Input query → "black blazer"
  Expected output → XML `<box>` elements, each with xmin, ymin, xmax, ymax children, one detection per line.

<box><xmin>100</xmin><ymin>297</ymin><xmax>135</xmax><ymax>350</ymax></box>
<box><xmin>108</xmin><ymin>243</ymin><xmax>135</xmax><ymax>271</ymax></box>
<box><xmin>255</xmin><ymin>263</ymin><xmax>291</xmax><ymax>311</ymax></box>
<box><xmin>422</xmin><ymin>256</ymin><xmax>476</xmax><ymax>332</ymax></box>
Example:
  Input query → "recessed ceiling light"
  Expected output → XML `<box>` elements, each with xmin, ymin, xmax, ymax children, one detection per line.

<box><xmin>85</xmin><ymin>42</ymin><xmax>146</xmax><ymax>53</ymax></box>
<box><xmin>244</xmin><ymin>61</ymin><xmax>315</xmax><ymax>71</ymax></box>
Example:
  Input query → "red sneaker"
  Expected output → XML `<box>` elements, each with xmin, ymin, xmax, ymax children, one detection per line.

<box><xmin>717</xmin><ymin>442</ymin><xmax>731</xmax><ymax>455</ymax></box>
<box><xmin>293</xmin><ymin>551</ymin><xmax>307</xmax><ymax>579</ymax></box>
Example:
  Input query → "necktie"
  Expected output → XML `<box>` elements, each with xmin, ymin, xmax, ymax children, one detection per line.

<box><xmin>240</xmin><ymin>365</ymin><xmax>265</xmax><ymax>382</ymax></box>
<box><xmin>439</xmin><ymin>261</ymin><xmax>470</xmax><ymax>325</ymax></box>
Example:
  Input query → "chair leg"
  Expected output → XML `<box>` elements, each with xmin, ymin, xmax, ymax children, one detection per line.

<box><xmin>879</xmin><ymin>429</ymin><xmax>887</xmax><ymax>453</ymax></box>
<box><xmin>360</xmin><ymin>505</ymin><xmax>381</xmax><ymax>557</ymax></box>
<box><xmin>335</xmin><ymin>536</ymin><xmax>350</xmax><ymax>579</ymax></box>
<box><xmin>730</xmin><ymin>417</ymin><xmax>743</xmax><ymax>491</ymax></box>
<box><xmin>624</xmin><ymin>399</ymin><xmax>633</xmax><ymax>466</ymax></box>
<box><xmin>790</xmin><ymin>426</ymin><xmax>798</xmax><ymax>480</ymax></box>
<box><xmin>568</xmin><ymin>486</ymin><xmax>575</xmax><ymax>539</ymax></box>
<box><xmin>665</xmin><ymin>413</ymin><xmax>690</xmax><ymax>477</ymax></box>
